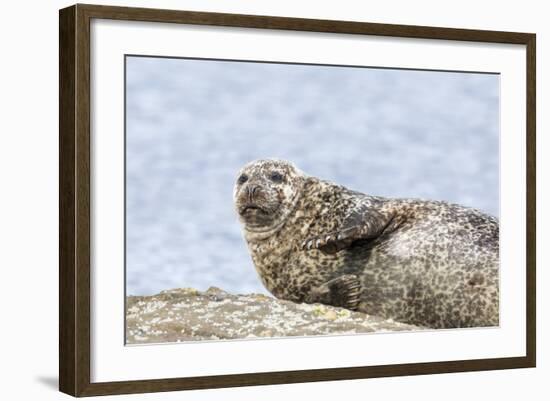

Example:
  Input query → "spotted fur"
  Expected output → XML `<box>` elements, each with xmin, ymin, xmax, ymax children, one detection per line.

<box><xmin>234</xmin><ymin>159</ymin><xmax>499</xmax><ymax>329</ymax></box>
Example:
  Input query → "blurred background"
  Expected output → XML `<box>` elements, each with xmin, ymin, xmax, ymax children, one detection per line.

<box><xmin>125</xmin><ymin>56</ymin><xmax>499</xmax><ymax>296</ymax></box>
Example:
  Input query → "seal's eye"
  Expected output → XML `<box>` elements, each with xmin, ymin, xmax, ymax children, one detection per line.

<box><xmin>237</xmin><ymin>174</ymin><xmax>248</xmax><ymax>185</ymax></box>
<box><xmin>270</xmin><ymin>171</ymin><xmax>283</xmax><ymax>183</ymax></box>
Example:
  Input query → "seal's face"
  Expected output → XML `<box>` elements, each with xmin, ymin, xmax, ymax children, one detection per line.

<box><xmin>233</xmin><ymin>159</ymin><xmax>304</xmax><ymax>232</ymax></box>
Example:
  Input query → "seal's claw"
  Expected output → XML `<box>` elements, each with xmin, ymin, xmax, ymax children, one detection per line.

<box><xmin>303</xmin><ymin>273</ymin><xmax>362</xmax><ymax>311</ymax></box>
<box><xmin>301</xmin><ymin>233</ymin><xmax>333</xmax><ymax>251</ymax></box>
<box><xmin>330</xmin><ymin>274</ymin><xmax>362</xmax><ymax>310</ymax></box>
<box><xmin>302</xmin><ymin>227</ymin><xmax>362</xmax><ymax>254</ymax></box>
<box><xmin>302</xmin><ymin>235</ymin><xmax>322</xmax><ymax>251</ymax></box>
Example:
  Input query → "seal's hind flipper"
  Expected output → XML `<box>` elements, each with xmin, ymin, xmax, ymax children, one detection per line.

<box><xmin>305</xmin><ymin>274</ymin><xmax>361</xmax><ymax>311</ymax></box>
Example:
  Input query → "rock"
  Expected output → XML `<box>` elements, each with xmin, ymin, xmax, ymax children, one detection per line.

<box><xmin>126</xmin><ymin>287</ymin><xmax>422</xmax><ymax>344</ymax></box>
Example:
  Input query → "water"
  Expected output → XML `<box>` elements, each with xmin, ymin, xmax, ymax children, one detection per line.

<box><xmin>125</xmin><ymin>56</ymin><xmax>499</xmax><ymax>296</ymax></box>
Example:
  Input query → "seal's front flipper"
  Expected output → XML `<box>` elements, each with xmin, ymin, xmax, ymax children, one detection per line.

<box><xmin>301</xmin><ymin>205</ymin><xmax>396</xmax><ymax>255</ymax></box>
<box><xmin>305</xmin><ymin>274</ymin><xmax>361</xmax><ymax>311</ymax></box>
<box><xmin>329</xmin><ymin>274</ymin><xmax>362</xmax><ymax>310</ymax></box>
<box><xmin>301</xmin><ymin>226</ymin><xmax>362</xmax><ymax>254</ymax></box>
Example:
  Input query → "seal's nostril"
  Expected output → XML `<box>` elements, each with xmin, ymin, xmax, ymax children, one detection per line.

<box><xmin>247</xmin><ymin>185</ymin><xmax>260</xmax><ymax>201</ymax></box>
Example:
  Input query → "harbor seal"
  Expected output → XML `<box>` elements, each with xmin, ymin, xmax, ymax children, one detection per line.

<box><xmin>233</xmin><ymin>159</ymin><xmax>499</xmax><ymax>329</ymax></box>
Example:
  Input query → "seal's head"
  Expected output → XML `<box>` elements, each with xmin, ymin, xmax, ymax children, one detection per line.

<box><xmin>233</xmin><ymin>159</ymin><xmax>305</xmax><ymax>237</ymax></box>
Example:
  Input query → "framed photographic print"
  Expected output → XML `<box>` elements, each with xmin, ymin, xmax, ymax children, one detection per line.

<box><xmin>59</xmin><ymin>4</ymin><xmax>536</xmax><ymax>397</ymax></box>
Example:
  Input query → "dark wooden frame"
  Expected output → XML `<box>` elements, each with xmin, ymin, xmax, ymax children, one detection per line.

<box><xmin>59</xmin><ymin>3</ymin><xmax>536</xmax><ymax>397</ymax></box>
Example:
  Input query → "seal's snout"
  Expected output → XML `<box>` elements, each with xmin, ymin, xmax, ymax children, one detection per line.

<box><xmin>246</xmin><ymin>184</ymin><xmax>262</xmax><ymax>202</ymax></box>
<box><xmin>238</xmin><ymin>183</ymin><xmax>268</xmax><ymax>217</ymax></box>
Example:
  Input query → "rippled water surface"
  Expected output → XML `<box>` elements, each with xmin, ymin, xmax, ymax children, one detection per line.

<box><xmin>126</xmin><ymin>57</ymin><xmax>499</xmax><ymax>296</ymax></box>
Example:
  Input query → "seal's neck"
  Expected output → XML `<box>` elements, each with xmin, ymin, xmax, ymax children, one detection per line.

<box><xmin>244</xmin><ymin>218</ymin><xmax>289</xmax><ymax>242</ymax></box>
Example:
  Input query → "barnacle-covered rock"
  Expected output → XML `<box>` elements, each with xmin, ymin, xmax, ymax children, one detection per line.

<box><xmin>125</xmin><ymin>287</ymin><xmax>421</xmax><ymax>344</ymax></box>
